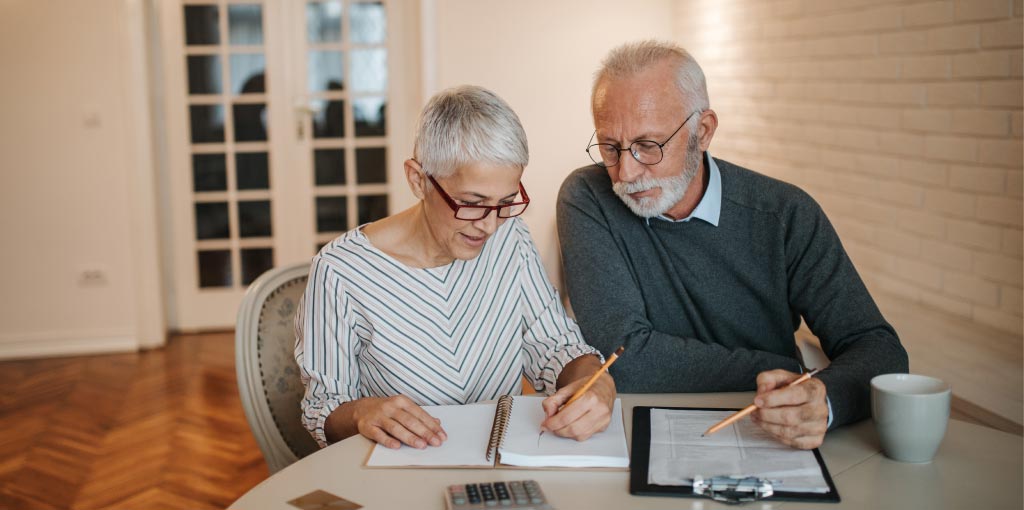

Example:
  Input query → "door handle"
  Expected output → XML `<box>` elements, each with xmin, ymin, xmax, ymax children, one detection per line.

<box><xmin>294</xmin><ymin>104</ymin><xmax>315</xmax><ymax>140</ymax></box>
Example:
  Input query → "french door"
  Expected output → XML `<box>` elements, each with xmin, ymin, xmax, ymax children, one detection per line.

<box><xmin>158</xmin><ymin>0</ymin><xmax>418</xmax><ymax>330</ymax></box>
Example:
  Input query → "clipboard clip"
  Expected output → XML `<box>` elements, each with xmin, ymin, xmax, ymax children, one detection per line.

<box><xmin>692</xmin><ymin>475</ymin><xmax>775</xmax><ymax>504</ymax></box>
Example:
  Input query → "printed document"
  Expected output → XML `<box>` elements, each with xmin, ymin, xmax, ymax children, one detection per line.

<box><xmin>647</xmin><ymin>409</ymin><xmax>830</xmax><ymax>492</ymax></box>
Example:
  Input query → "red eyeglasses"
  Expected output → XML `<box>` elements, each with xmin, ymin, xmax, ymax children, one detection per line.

<box><xmin>426</xmin><ymin>174</ymin><xmax>530</xmax><ymax>220</ymax></box>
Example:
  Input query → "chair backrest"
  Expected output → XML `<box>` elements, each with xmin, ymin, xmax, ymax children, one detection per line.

<box><xmin>236</xmin><ymin>262</ymin><xmax>320</xmax><ymax>474</ymax></box>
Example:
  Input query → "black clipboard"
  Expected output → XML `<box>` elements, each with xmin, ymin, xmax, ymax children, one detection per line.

<box><xmin>630</xmin><ymin>406</ymin><xmax>840</xmax><ymax>503</ymax></box>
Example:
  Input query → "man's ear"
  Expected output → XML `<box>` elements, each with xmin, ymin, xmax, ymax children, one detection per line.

<box><xmin>697</xmin><ymin>109</ymin><xmax>718</xmax><ymax>152</ymax></box>
<box><xmin>405</xmin><ymin>159</ymin><xmax>427</xmax><ymax>200</ymax></box>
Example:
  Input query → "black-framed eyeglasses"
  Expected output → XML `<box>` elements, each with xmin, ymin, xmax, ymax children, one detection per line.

<box><xmin>585</xmin><ymin>110</ymin><xmax>701</xmax><ymax>167</ymax></box>
<box><xmin>426</xmin><ymin>174</ymin><xmax>530</xmax><ymax>220</ymax></box>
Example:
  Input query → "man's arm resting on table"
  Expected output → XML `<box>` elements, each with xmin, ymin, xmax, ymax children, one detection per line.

<box><xmin>783</xmin><ymin>190</ymin><xmax>909</xmax><ymax>428</ymax></box>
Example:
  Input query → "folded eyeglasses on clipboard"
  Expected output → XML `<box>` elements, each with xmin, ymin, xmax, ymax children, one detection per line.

<box><xmin>692</xmin><ymin>475</ymin><xmax>776</xmax><ymax>504</ymax></box>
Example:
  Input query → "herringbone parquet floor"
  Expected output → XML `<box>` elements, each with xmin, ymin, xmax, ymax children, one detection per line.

<box><xmin>0</xmin><ymin>332</ymin><xmax>269</xmax><ymax>510</ymax></box>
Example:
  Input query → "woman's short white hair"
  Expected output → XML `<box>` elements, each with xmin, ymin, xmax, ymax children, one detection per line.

<box><xmin>593</xmin><ymin>40</ymin><xmax>710</xmax><ymax>114</ymax></box>
<box><xmin>413</xmin><ymin>85</ymin><xmax>529</xmax><ymax>178</ymax></box>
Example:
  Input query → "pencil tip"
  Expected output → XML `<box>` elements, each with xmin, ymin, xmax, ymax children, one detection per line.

<box><xmin>614</xmin><ymin>346</ymin><xmax>625</xmax><ymax>356</ymax></box>
<box><xmin>700</xmin><ymin>433</ymin><xmax>705</xmax><ymax>437</ymax></box>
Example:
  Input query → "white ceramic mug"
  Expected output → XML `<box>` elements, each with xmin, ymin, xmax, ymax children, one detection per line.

<box><xmin>871</xmin><ymin>373</ymin><xmax>951</xmax><ymax>463</ymax></box>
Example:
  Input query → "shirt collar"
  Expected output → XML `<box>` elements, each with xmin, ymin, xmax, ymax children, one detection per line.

<box><xmin>648</xmin><ymin>151</ymin><xmax>721</xmax><ymax>227</ymax></box>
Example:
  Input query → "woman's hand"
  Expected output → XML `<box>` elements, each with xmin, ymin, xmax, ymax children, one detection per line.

<box><xmin>337</xmin><ymin>395</ymin><xmax>448</xmax><ymax>449</ymax></box>
<box><xmin>540</xmin><ymin>364</ymin><xmax>616</xmax><ymax>441</ymax></box>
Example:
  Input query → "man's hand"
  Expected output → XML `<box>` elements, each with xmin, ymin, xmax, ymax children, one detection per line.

<box><xmin>751</xmin><ymin>369</ymin><xmax>829</xmax><ymax>449</ymax></box>
<box><xmin>347</xmin><ymin>395</ymin><xmax>447</xmax><ymax>449</ymax></box>
<box><xmin>540</xmin><ymin>372</ymin><xmax>616</xmax><ymax>441</ymax></box>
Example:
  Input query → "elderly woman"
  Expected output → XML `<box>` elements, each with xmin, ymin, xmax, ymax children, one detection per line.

<box><xmin>295</xmin><ymin>85</ymin><xmax>616</xmax><ymax>450</ymax></box>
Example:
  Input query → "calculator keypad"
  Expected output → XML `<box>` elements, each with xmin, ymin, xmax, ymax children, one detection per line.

<box><xmin>445</xmin><ymin>480</ymin><xmax>554</xmax><ymax>510</ymax></box>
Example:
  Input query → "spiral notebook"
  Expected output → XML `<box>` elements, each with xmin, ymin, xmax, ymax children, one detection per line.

<box><xmin>364</xmin><ymin>395</ymin><xmax>628</xmax><ymax>470</ymax></box>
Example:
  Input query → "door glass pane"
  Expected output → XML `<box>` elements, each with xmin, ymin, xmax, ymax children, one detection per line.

<box><xmin>316</xmin><ymin>196</ymin><xmax>347</xmax><ymax>232</ymax></box>
<box><xmin>195</xmin><ymin>202</ymin><xmax>230</xmax><ymax>239</ymax></box>
<box><xmin>187</xmin><ymin>55</ymin><xmax>222</xmax><ymax>94</ymax></box>
<box><xmin>238</xmin><ymin>200</ymin><xmax>272</xmax><ymax>237</ymax></box>
<box><xmin>236</xmin><ymin>152</ymin><xmax>269</xmax><ymax>190</ymax></box>
<box><xmin>312</xmin><ymin>99</ymin><xmax>345</xmax><ymax>138</ymax></box>
<box><xmin>184</xmin><ymin>5</ymin><xmax>219</xmax><ymax>45</ymax></box>
<box><xmin>358</xmin><ymin>195</ymin><xmax>388</xmax><ymax>225</ymax></box>
<box><xmin>228</xmin><ymin>4</ymin><xmax>263</xmax><ymax>45</ymax></box>
<box><xmin>233</xmin><ymin>103</ymin><xmax>267</xmax><ymax>141</ymax></box>
<box><xmin>350</xmin><ymin>48</ymin><xmax>386</xmax><ymax>92</ymax></box>
<box><xmin>231</xmin><ymin>53</ymin><xmax>266</xmax><ymax>94</ymax></box>
<box><xmin>308</xmin><ymin>51</ymin><xmax>344</xmax><ymax>92</ymax></box>
<box><xmin>198</xmin><ymin>250</ymin><xmax>232</xmax><ymax>287</ymax></box>
<box><xmin>193</xmin><ymin>154</ymin><xmax>227</xmax><ymax>192</ymax></box>
<box><xmin>354</xmin><ymin>97</ymin><xmax>385</xmax><ymax>137</ymax></box>
<box><xmin>241</xmin><ymin>248</ymin><xmax>274</xmax><ymax>285</ymax></box>
<box><xmin>307</xmin><ymin>1</ymin><xmax>342</xmax><ymax>43</ymax></box>
<box><xmin>356</xmin><ymin>147</ymin><xmax>386</xmax><ymax>183</ymax></box>
<box><xmin>314</xmin><ymin>149</ymin><xmax>345</xmax><ymax>185</ymax></box>
<box><xmin>350</xmin><ymin>1</ymin><xmax>385</xmax><ymax>44</ymax></box>
<box><xmin>189</xmin><ymin>104</ymin><xmax>225</xmax><ymax>143</ymax></box>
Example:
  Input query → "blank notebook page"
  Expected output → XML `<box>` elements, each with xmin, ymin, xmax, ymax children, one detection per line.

<box><xmin>499</xmin><ymin>396</ymin><xmax>629</xmax><ymax>468</ymax></box>
<box><xmin>365</xmin><ymin>403</ymin><xmax>496</xmax><ymax>467</ymax></box>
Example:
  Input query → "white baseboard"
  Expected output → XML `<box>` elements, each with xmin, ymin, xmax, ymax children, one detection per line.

<box><xmin>0</xmin><ymin>331</ymin><xmax>138</xmax><ymax>360</ymax></box>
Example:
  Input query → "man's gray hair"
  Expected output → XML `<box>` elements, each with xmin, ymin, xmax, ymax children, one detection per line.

<box><xmin>593</xmin><ymin>40</ymin><xmax>710</xmax><ymax>114</ymax></box>
<box><xmin>413</xmin><ymin>85</ymin><xmax>529</xmax><ymax>178</ymax></box>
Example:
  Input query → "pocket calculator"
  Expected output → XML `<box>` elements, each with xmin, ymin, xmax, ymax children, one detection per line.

<box><xmin>444</xmin><ymin>480</ymin><xmax>555</xmax><ymax>510</ymax></box>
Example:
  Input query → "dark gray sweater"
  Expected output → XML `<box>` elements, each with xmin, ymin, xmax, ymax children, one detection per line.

<box><xmin>556</xmin><ymin>157</ymin><xmax>908</xmax><ymax>428</ymax></box>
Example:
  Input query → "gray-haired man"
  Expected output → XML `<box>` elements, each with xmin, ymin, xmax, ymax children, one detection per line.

<box><xmin>557</xmin><ymin>41</ymin><xmax>908</xmax><ymax>449</ymax></box>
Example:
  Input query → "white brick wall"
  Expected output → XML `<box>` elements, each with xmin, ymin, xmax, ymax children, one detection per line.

<box><xmin>674</xmin><ymin>0</ymin><xmax>1023</xmax><ymax>336</ymax></box>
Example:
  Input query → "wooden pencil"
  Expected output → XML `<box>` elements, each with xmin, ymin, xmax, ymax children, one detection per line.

<box><xmin>702</xmin><ymin>368</ymin><xmax>822</xmax><ymax>437</ymax></box>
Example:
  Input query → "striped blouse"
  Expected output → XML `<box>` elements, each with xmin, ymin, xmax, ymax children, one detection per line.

<box><xmin>295</xmin><ymin>218</ymin><xmax>599</xmax><ymax>446</ymax></box>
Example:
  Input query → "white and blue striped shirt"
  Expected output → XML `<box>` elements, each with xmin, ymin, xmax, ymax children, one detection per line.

<box><xmin>295</xmin><ymin>218</ymin><xmax>599</xmax><ymax>446</ymax></box>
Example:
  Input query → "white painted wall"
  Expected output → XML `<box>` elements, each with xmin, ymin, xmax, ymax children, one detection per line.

<box><xmin>0</xmin><ymin>0</ymin><xmax>163</xmax><ymax>358</ymax></box>
<box><xmin>421</xmin><ymin>0</ymin><xmax>675</xmax><ymax>288</ymax></box>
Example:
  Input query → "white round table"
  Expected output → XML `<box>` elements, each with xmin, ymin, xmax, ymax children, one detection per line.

<box><xmin>230</xmin><ymin>393</ymin><xmax>1023</xmax><ymax>509</ymax></box>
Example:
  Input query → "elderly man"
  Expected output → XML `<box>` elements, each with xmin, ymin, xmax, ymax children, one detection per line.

<box><xmin>557</xmin><ymin>40</ymin><xmax>908</xmax><ymax>449</ymax></box>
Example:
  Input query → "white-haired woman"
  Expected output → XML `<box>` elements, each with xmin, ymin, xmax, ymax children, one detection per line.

<box><xmin>296</xmin><ymin>85</ymin><xmax>616</xmax><ymax>450</ymax></box>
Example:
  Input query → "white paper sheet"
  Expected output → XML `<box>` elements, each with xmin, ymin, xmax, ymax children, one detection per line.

<box><xmin>365</xmin><ymin>403</ymin><xmax>496</xmax><ymax>467</ymax></box>
<box><xmin>646</xmin><ymin>409</ymin><xmax>830</xmax><ymax>493</ymax></box>
<box><xmin>499</xmin><ymin>397</ymin><xmax>629</xmax><ymax>468</ymax></box>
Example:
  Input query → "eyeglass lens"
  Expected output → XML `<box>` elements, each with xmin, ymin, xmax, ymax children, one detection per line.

<box><xmin>454</xmin><ymin>203</ymin><xmax>527</xmax><ymax>220</ymax></box>
<box><xmin>587</xmin><ymin>141</ymin><xmax>663</xmax><ymax>166</ymax></box>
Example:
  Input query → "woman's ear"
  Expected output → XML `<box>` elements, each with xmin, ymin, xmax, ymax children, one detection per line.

<box><xmin>405</xmin><ymin>159</ymin><xmax>427</xmax><ymax>200</ymax></box>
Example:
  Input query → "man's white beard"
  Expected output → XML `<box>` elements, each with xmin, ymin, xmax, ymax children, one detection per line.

<box><xmin>613</xmin><ymin>133</ymin><xmax>701</xmax><ymax>218</ymax></box>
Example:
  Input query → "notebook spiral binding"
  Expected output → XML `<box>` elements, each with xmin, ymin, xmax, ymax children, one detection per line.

<box><xmin>485</xmin><ymin>395</ymin><xmax>515</xmax><ymax>462</ymax></box>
